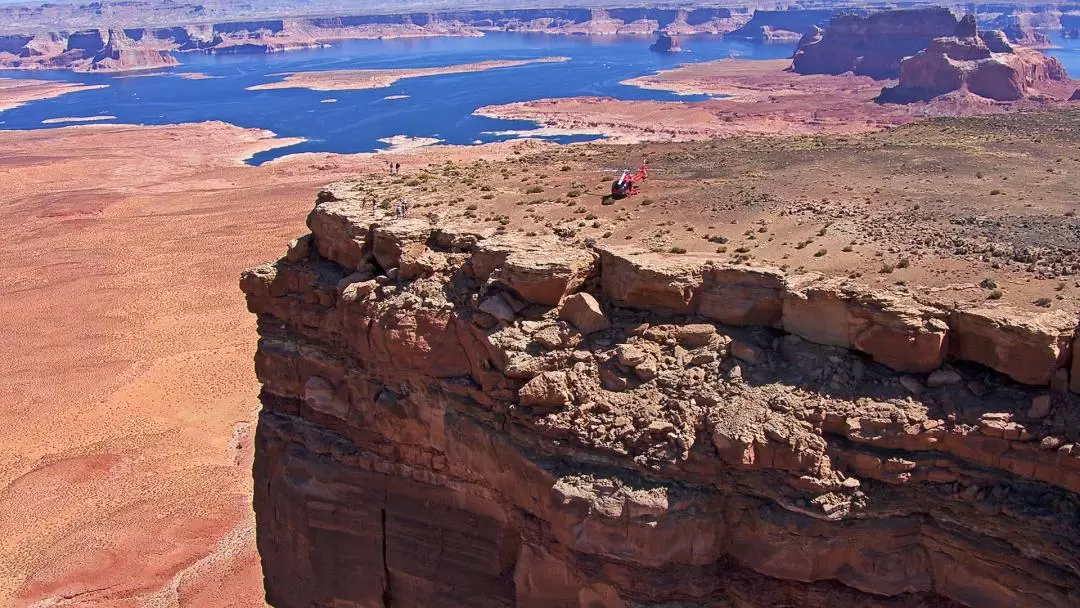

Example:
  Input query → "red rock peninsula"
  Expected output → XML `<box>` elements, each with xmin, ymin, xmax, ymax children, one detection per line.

<box><xmin>0</xmin><ymin>77</ymin><xmax>107</xmax><ymax>111</ymax></box>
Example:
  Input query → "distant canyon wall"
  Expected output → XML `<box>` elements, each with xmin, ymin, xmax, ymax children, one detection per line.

<box><xmin>0</xmin><ymin>7</ymin><xmax>743</xmax><ymax>72</ymax></box>
<box><xmin>4</xmin><ymin>4</ymin><xmax>1080</xmax><ymax>73</ymax></box>
<box><xmin>241</xmin><ymin>183</ymin><xmax>1080</xmax><ymax>608</ymax></box>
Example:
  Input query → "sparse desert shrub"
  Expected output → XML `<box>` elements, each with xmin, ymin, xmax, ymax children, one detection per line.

<box><xmin>567</xmin><ymin>190</ymin><xmax>581</xmax><ymax>198</ymax></box>
<box><xmin>735</xmin><ymin>246</ymin><xmax>750</xmax><ymax>254</ymax></box>
<box><xmin>561</xmin><ymin>165</ymin><xmax>572</xmax><ymax>172</ymax></box>
<box><xmin>585</xmin><ymin>213</ymin><xmax>597</xmax><ymax>220</ymax></box>
<box><xmin>716</xmin><ymin>246</ymin><xmax>728</xmax><ymax>253</ymax></box>
<box><xmin>708</xmin><ymin>235</ymin><xmax>729</xmax><ymax>244</ymax></box>
<box><xmin>669</xmin><ymin>247</ymin><xmax>687</xmax><ymax>254</ymax></box>
<box><xmin>880</xmin><ymin>263</ymin><xmax>895</xmax><ymax>274</ymax></box>
<box><xmin>526</xmin><ymin>185</ymin><xmax>544</xmax><ymax>194</ymax></box>
<box><xmin>898</xmin><ymin>257</ymin><xmax>910</xmax><ymax>269</ymax></box>
<box><xmin>980</xmin><ymin>278</ymin><xmax>999</xmax><ymax>289</ymax></box>
<box><xmin>987</xmin><ymin>288</ymin><xmax>1004</xmax><ymax>300</ymax></box>
<box><xmin>1034</xmin><ymin>297</ymin><xmax>1053</xmax><ymax>308</ymax></box>
<box><xmin>405</xmin><ymin>179</ymin><xmax>421</xmax><ymax>187</ymax></box>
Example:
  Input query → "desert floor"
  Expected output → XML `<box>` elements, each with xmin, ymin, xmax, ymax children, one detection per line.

<box><xmin>0</xmin><ymin>121</ymin><xmax>522</xmax><ymax>606</ymax></box>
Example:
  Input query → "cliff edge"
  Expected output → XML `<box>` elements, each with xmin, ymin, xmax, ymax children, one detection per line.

<box><xmin>242</xmin><ymin>182</ymin><xmax>1080</xmax><ymax>607</ymax></box>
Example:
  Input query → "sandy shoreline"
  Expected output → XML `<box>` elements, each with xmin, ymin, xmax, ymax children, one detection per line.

<box><xmin>0</xmin><ymin>78</ymin><xmax>108</xmax><ymax>112</ymax></box>
<box><xmin>41</xmin><ymin>115</ymin><xmax>117</xmax><ymax>124</ymax></box>
<box><xmin>247</xmin><ymin>56</ymin><xmax>570</xmax><ymax>91</ymax></box>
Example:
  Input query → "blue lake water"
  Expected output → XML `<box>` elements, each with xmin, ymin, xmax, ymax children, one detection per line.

<box><xmin>0</xmin><ymin>33</ymin><xmax>796</xmax><ymax>164</ymax></box>
<box><xmin>2</xmin><ymin>31</ymin><xmax>1078</xmax><ymax>165</ymax></box>
<box><xmin>1046</xmin><ymin>31</ymin><xmax>1080</xmax><ymax>74</ymax></box>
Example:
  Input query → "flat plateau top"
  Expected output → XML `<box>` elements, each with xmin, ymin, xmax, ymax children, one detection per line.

<box><xmin>332</xmin><ymin>110</ymin><xmax>1080</xmax><ymax>316</ymax></box>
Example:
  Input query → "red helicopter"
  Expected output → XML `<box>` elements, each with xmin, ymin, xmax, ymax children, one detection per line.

<box><xmin>609</xmin><ymin>162</ymin><xmax>649</xmax><ymax>199</ymax></box>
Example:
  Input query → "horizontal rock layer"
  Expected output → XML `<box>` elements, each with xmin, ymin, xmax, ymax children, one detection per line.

<box><xmin>243</xmin><ymin>183</ymin><xmax>1080</xmax><ymax>608</ymax></box>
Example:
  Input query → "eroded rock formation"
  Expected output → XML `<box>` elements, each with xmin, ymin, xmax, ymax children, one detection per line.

<box><xmin>243</xmin><ymin>183</ymin><xmax>1080</xmax><ymax>607</ymax></box>
<box><xmin>648</xmin><ymin>32</ymin><xmax>681</xmax><ymax>53</ymax></box>
<box><xmin>0</xmin><ymin>27</ymin><xmax>178</xmax><ymax>71</ymax></box>
<box><xmin>793</xmin><ymin>7</ymin><xmax>959</xmax><ymax>78</ymax></box>
<box><xmin>879</xmin><ymin>16</ymin><xmax>1072</xmax><ymax>102</ymax></box>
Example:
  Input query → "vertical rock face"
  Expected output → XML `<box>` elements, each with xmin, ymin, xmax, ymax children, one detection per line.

<box><xmin>725</xmin><ymin>9</ymin><xmax>835</xmax><ymax>41</ymax></box>
<box><xmin>244</xmin><ymin>184</ymin><xmax>1080</xmax><ymax>608</ymax></box>
<box><xmin>792</xmin><ymin>8</ymin><xmax>960</xmax><ymax>78</ymax></box>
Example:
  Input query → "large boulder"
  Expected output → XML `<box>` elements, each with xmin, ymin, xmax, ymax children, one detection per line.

<box><xmin>559</xmin><ymin>292</ymin><xmax>610</xmax><ymax>335</ymax></box>
<box><xmin>948</xmin><ymin>307</ymin><xmax>1076</xmax><ymax>385</ymax></box>
<box><xmin>598</xmin><ymin>246</ymin><xmax>705</xmax><ymax>314</ymax></box>
<box><xmin>473</xmin><ymin>237</ymin><xmax>596</xmax><ymax>306</ymax></box>
<box><xmin>371</xmin><ymin>221</ymin><xmax>434</xmax><ymax>271</ymax></box>
<box><xmin>519</xmin><ymin>371</ymin><xmax>574</xmax><ymax>409</ymax></box>
<box><xmin>783</xmin><ymin>277</ymin><xmax>948</xmax><ymax>373</ymax></box>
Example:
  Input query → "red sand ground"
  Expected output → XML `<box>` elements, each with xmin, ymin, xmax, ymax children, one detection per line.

<box><xmin>0</xmin><ymin>121</ymin><xmax>526</xmax><ymax>606</ymax></box>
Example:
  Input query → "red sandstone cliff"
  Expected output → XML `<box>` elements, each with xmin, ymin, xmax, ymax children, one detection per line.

<box><xmin>86</xmin><ymin>29</ymin><xmax>179</xmax><ymax>72</ymax></box>
<box><xmin>242</xmin><ymin>182</ymin><xmax>1080</xmax><ymax>608</ymax></box>
<box><xmin>792</xmin><ymin>7</ymin><xmax>959</xmax><ymax>79</ymax></box>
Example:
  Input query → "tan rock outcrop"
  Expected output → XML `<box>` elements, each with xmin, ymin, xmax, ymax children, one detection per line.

<box><xmin>598</xmin><ymin>246</ymin><xmax>704</xmax><ymax>313</ymax></box>
<box><xmin>697</xmin><ymin>265</ymin><xmax>785</xmax><ymax>326</ymax></box>
<box><xmin>244</xmin><ymin>185</ymin><xmax>1080</xmax><ymax>608</ymax></box>
<box><xmin>783</xmin><ymin>276</ymin><xmax>948</xmax><ymax>373</ymax></box>
<box><xmin>949</xmin><ymin>307</ymin><xmax>1075</xmax><ymax>385</ymax></box>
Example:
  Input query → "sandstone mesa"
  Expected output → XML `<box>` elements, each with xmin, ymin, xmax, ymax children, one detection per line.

<box><xmin>242</xmin><ymin>181</ymin><xmax>1080</xmax><ymax>606</ymax></box>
